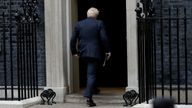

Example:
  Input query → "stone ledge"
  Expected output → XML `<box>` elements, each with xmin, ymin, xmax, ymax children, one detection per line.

<box><xmin>132</xmin><ymin>104</ymin><xmax>152</xmax><ymax>108</ymax></box>
<box><xmin>0</xmin><ymin>97</ymin><xmax>41</xmax><ymax>108</ymax></box>
<box><xmin>133</xmin><ymin>103</ymin><xmax>192</xmax><ymax>108</ymax></box>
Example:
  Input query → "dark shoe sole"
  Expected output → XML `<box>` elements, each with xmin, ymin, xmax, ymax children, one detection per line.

<box><xmin>86</xmin><ymin>103</ymin><xmax>96</xmax><ymax>107</ymax></box>
<box><xmin>86</xmin><ymin>99</ymin><xmax>96</xmax><ymax>107</ymax></box>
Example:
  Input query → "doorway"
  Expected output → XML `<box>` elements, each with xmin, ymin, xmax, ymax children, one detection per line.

<box><xmin>77</xmin><ymin>0</ymin><xmax>127</xmax><ymax>88</ymax></box>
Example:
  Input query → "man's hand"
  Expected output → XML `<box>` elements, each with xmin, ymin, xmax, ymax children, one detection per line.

<box><xmin>105</xmin><ymin>52</ymin><xmax>111</xmax><ymax>60</ymax></box>
<box><xmin>103</xmin><ymin>52</ymin><xmax>111</xmax><ymax>67</ymax></box>
<box><xmin>73</xmin><ymin>54</ymin><xmax>79</xmax><ymax>58</ymax></box>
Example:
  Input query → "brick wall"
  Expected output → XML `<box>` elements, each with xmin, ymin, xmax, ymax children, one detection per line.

<box><xmin>153</xmin><ymin>0</ymin><xmax>192</xmax><ymax>85</ymax></box>
<box><xmin>0</xmin><ymin>0</ymin><xmax>45</xmax><ymax>86</ymax></box>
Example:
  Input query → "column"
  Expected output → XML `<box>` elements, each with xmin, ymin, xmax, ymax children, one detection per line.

<box><xmin>126</xmin><ymin>0</ymin><xmax>139</xmax><ymax>92</ymax></box>
<box><xmin>44</xmin><ymin>0</ymin><xmax>68</xmax><ymax>102</ymax></box>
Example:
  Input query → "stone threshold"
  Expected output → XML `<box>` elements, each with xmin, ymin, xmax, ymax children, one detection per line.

<box><xmin>65</xmin><ymin>93</ymin><xmax>125</xmax><ymax>104</ymax></box>
<box><xmin>0</xmin><ymin>97</ymin><xmax>41</xmax><ymax>108</ymax></box>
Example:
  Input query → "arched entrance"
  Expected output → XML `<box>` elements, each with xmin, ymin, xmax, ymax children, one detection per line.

<box><xmin>77</xmin><ymin>0</ymin><xmax>127</xmax><ymax>90</ymax></box>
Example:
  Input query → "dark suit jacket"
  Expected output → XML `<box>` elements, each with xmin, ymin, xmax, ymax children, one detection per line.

<box><xmin>70</xmin><ymin>17</ymin><xmax>110</xmax><ymax>59</ymax></box>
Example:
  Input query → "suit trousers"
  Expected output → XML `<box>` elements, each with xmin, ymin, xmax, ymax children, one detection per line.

<box><xmin>83</xmin><ymin>58</ymin><xmax>99</xmax><ymax>98</ymax></box>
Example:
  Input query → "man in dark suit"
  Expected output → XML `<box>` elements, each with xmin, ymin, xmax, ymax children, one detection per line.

<box><xmin>70</xmin><ymin>7</ymin><xmax>111</xmax><ymax>107</ymax></box>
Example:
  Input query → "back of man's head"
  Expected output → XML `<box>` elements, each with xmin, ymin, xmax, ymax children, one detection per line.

<box><xmin>87</xmin><ymin>7</ymin><xmax>99</xmax><ymax>18</ymax></box>
<box><xmin>153</xmin><ymin>97</ymin><xmax>175</xmax><ymax>108</ymax></box>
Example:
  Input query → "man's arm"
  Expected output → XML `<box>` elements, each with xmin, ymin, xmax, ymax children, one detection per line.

<box><xmin>99</xmin><ymin>21</ymin><xmax>111</xmax><ymax>59</ymax></box>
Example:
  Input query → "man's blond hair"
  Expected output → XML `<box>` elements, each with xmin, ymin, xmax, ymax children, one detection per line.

<box><xmin>87</xmin><ymin>7</ymin><xmax>99</xmax><ymax>18</ymax></box>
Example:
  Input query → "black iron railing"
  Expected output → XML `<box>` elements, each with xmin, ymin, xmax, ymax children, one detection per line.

<box><xmin>136</xmin><ymin>0</ymin><xmax>192</xmax><ymax>104</ymax></box>
<box><xmin>0</xmin><ymin>0</ymin><xmax>39</xmax><ymax>101</ymax></box>
<box><xmin>15</xmin><ymin>19</ymin><xmax>39</xmax><ymax>101</ymax></box>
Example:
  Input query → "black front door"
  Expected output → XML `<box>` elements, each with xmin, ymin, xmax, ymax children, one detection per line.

<box><xmin>78</xmin><ymin>0</ymin><xmax>127</xmax><ymax>87</ymax></box>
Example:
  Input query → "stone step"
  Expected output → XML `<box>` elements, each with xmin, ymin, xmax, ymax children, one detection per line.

<box><xmin>65</xmin><ymin>94</ymin><xmax>125</xmax><ymax>104</ymax></box>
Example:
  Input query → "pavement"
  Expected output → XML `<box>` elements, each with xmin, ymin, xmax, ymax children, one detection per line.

<box><xmin>29</xmin><ymin>102</ymin><xmax>192</xmax><ymax>108</ymax></box>
<box><xmin>29</xmin><ymin>102</ymin><xmax>128</xmax><ymax>108</ymax></box>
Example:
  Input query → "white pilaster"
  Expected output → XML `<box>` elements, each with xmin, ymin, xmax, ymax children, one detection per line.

<box><xmin>126</xmin><ymin>0</ymin><xmax>139</xmax><ymax>92</ymax></box>
<box><xmin>66</xmin><ymin>0</ymin><xmax>79</xmax><ymax>94</ymax></box>
<box><xmin>44</xmin><ymin>0</ymin><xmax>68</xmax><ymax>102</ymax></box>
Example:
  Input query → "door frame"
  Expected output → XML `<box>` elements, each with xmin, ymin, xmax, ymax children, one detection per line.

<box><xmin>66</xmin><ymin>0</ymin><xmax>139</xmax><ymax>93</ymax></box>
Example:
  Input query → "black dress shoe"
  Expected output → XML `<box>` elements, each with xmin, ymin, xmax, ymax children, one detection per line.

<box><xmin>86</xmin><ymin>99</ymin><xmax>96</xmax><ymax>107</ymax></box>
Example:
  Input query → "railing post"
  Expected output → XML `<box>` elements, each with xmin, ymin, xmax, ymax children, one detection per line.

<box><xmin>135</xmin><ymin>0</ymin><xmax>155</xmax><ymax>103</ymax></box>
<box><xmin>3</xmin><ymin>12</ymin><xmax>8</xmax><ymax>100</ymax></box>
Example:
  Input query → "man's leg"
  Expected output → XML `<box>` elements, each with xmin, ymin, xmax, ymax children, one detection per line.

<box><xmin>93</xmin><ymin>62</ymin><xmax>103</xmax><ymax>94</ymax></box>
<box><xmin>84</xmin><ymin>60</ymin><xmax>98</xmax><ymax>107</ymax></box>
<box><xmin>84</xmin><ymin>61</ymin><xmax>97</xmax><ymax>98</ymax></box>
